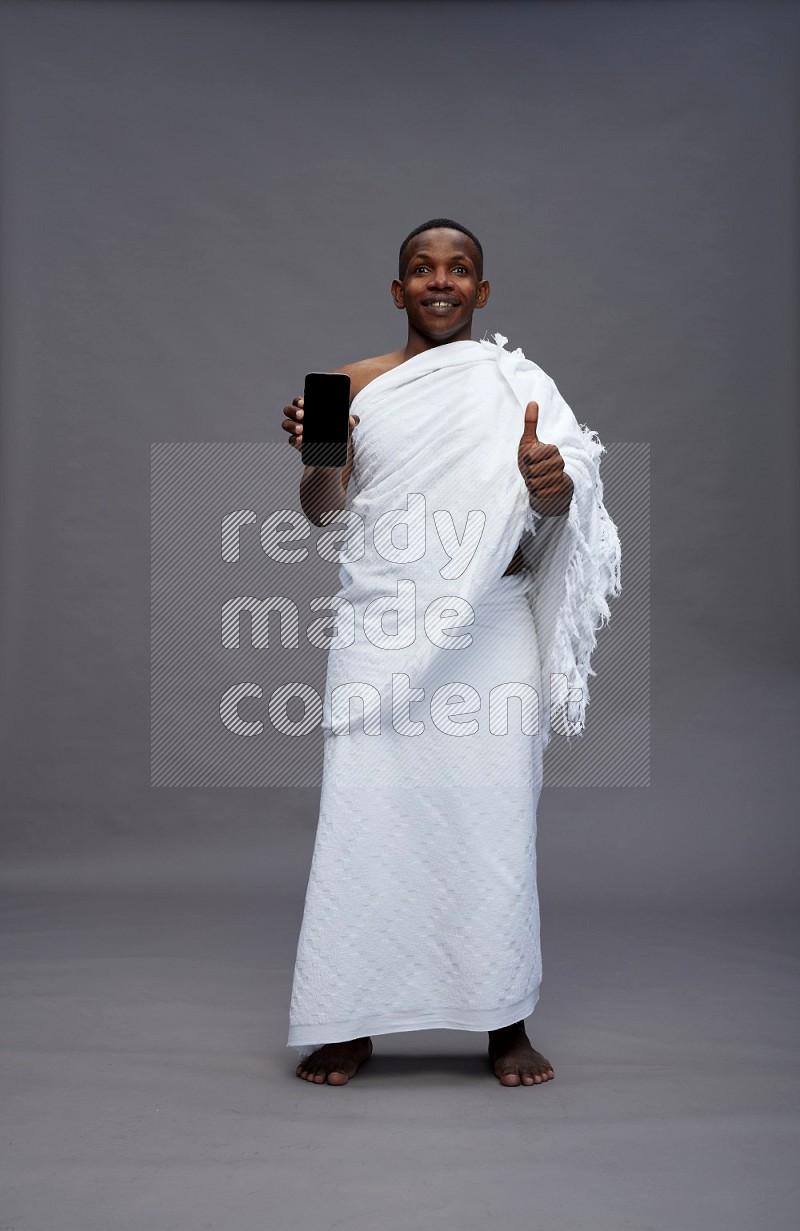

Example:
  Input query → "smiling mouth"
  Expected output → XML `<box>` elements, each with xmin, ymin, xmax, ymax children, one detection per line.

<box><xmin>422</xmin><ymin>301</ymin><xmax>459</xmax><ymax>312</ymax></box>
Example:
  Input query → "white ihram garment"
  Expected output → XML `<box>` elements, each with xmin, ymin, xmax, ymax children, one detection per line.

<box><xmin>287</xmin><ymin>333</ymin><xmax>621</xmax><ymax>1056</ymax></box>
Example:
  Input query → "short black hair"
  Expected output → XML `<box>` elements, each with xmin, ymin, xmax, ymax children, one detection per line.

<box><xmin>398</xmin><ymin>218</ymin><xmax>483</xmax><ymax>280</ymax></box>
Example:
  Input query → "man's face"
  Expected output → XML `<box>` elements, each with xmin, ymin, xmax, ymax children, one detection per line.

<box><xmin>391</xmin><ymin>228</ymin><xmax>490</xmax><ymax>342</ymax></box>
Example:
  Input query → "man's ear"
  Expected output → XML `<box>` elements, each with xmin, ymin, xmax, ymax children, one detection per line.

<box><xmin>390</xmin><ymin>278</ymin><xmax>405</xmax><ymax>309</ymax></box>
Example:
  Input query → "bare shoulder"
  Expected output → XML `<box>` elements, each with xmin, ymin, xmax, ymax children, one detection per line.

<box><xmin>332</xmin><ymin>350</ymin><xmax>406</xmax><ymax>406</ymax></box>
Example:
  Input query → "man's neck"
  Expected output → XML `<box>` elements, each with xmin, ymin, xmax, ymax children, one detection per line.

<box><xmin>402</xmin><ymin>322</ymin><xmax>474</xmax><ymax>362</ymax></box>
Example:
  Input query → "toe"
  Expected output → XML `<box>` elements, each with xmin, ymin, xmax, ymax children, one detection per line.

<box><xmin>327</xmin><ymin>1070</ymin><xmax>350</xmax><ymax>1085</ymax></box>
<box><xmin>521</xmin><ymin>1070</ymin><xmax>535</xmax><ymax>1084</ymax></box>
<box><xmin>498</xmin><ymin>1068</ymin><xmax>521</xmax><ymax>1085</ymax></box>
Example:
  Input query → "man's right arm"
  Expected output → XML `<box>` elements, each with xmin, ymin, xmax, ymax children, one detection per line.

<box><xmin>298</xmin><ymin>461</ymin><xmax>349</xmax><ymax>526</ymax></box>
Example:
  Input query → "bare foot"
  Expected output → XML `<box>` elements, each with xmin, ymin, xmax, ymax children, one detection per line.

<box><xmin>488</xmin><ymin>1020</ymin><xmax>555</xmax><ymax>1087</ymax></box>
<box><xmin>295</xmin><ymin>1036</ymin><xmax>373</xmax><ymax>1085</ymax></box>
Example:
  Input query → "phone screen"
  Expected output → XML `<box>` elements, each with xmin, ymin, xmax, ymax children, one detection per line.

<box><xmin>301</xmin><ymin>372</ymin><xmax>352</xmax><ymax>468</ymax></box>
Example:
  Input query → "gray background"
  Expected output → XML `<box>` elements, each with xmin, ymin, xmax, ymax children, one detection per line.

<box><xmin>0</xmin><ymin>2</ymin><xmax>797</xmax><ymax>1229</ymax></box>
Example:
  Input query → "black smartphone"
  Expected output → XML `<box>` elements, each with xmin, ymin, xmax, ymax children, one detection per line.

<box><xmin>301</xmin><ymin>371</ymin><xmax>352</xmax><ymax>468</ymax></box>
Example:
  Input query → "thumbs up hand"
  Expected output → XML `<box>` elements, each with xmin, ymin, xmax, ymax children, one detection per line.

<box><xmin>518</xmin><ymin>401</ymin><xmax>574</xmax><ymax>517</ymax></box>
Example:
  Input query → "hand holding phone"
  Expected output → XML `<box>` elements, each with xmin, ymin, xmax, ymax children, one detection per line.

<box><xmin>297</xmin><ymin>371</ymin><xmax>351</xmax><ymax>468</ymax></box>
<box><xmin>282</xmin><ymin>372</ymin><xmax>359</xmax><ymax>469</ymax></box>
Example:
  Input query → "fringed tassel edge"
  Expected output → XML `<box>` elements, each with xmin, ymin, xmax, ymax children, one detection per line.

<box><xmin>546</xmin><ymin>424</ymin><xmax>622</xmax><ymax>743</ymax></box>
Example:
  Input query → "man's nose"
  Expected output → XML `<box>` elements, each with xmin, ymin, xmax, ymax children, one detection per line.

<box><xmin>428</xmin><ymin>269</ymin><xmax>454</xmax><ymax>286</ymax></box>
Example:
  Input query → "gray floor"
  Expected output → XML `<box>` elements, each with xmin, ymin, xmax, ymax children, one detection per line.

<box><xmin>2</xmin><ymin>849</ymin><xmax>797</xmax><ymax>1230</ymax></box>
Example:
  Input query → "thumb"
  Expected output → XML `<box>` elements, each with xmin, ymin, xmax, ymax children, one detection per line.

<box><xmin>523</xmin><ymin>400</ymin><xmax>539</xmax><ymax>441</ymax></box>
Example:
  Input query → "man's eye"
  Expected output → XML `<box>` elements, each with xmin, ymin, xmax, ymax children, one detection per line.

<box><xmin>414</xmin><ymin>265</ymin><xmax>468</xmax><ymax>274</ymax></box>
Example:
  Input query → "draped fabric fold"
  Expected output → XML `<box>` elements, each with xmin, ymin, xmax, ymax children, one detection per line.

<box><xmin>490</xmin><ymin>333</ymin><xmax>623</xmax><ymax>748</ymax></box>
<box><xmin>320</xmin><ymin>331</ymin><xmax>621</xmax><ymax>748</ymax></box>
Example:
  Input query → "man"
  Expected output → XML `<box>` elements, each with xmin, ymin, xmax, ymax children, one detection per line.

<box><xmin>281</xmin><ymin>218</ymin><xmax>620</xmax><ymax>1086</ymax></box>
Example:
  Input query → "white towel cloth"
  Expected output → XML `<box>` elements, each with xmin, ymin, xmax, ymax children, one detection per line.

<box><xmin>287</xmin><ymin>333</ymin><xmax>620</xmax><ymax>1056</ymax></box>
